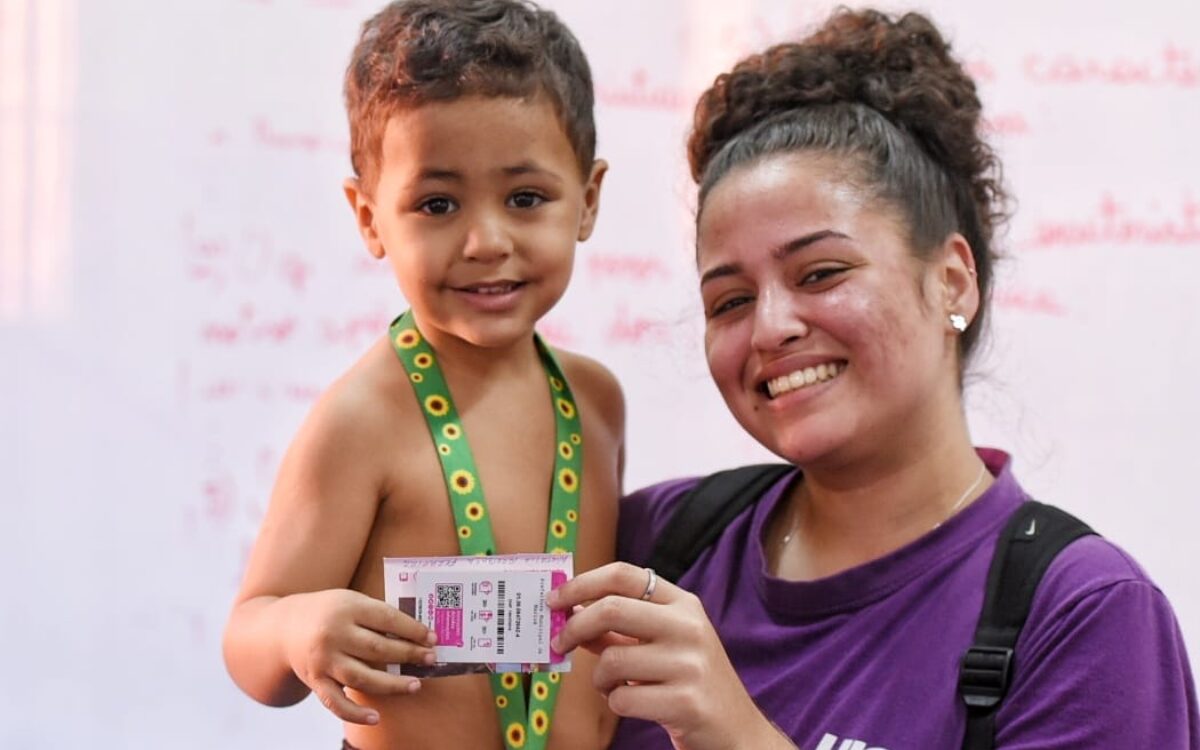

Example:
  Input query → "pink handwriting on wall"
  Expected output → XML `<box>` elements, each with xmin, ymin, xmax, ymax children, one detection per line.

<box><xmin>182</xmin><ymin>217</ymin><xmax>314</xmax><ymax>293</ymax></box>
<box><xmin>319</xmin><ymin>308</ymin><xmax>393</xmax><ymax>348</ymax></box>
<box><xmin>254</xmin><ymin>117</ymin><xmax>349</xmax><ymax>154</ymax></box>
<box><xmin>201</xmin><ymin>303</ymin><xmax>301</xmax><ymax>345</ymax></box>
<box><xmin>981</xmin><ymin>111</ymin><xmax>1031</xmax><ymax>137</ymax></box>
<box><xmin>586</xmin><ymin>252</ymin><xmax>672</xmax><ymax>282</ymax></box>
<box><xmin>537</xmin><ymin>318</ymin><xmax>575</xmax><ymax>348</ymax></box>
<box><xmin>994</xmin><ymin>287</ymin><xmax>1068</xmax><ymax>317</ymax></box>
<box><xmin>597</xmin><ymin>69</ymin><xmax>689</xmax><ymax>112</ymax></box>
<box><xmin>1024</xmin><ymin>45</ymin><xmax>1199</xmax><ymax>87</ymax></box>
<box><xmin>605</xmin><ymin>305</ymin><xmax>673</xmax><ymax>346</ymax></box>
<box><xmin>202</xmin><ymin>473</ymin><xmax>237</xmax><ymax>527</ymax></box>
<box><xmin>198</xmin><ymin>378</ymin><xmax>324</xmax><ymax>405</ymax></box>
<box><xmin>1025</xmin><ymin>193</ymin><xmax>1200</xmax><ymax>250</ymax></box>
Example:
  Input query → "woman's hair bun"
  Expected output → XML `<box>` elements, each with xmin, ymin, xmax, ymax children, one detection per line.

<box><xmin>689</xmin><ymin>9</ymin><xmax>989</xmax><ymax>195</ymax></box>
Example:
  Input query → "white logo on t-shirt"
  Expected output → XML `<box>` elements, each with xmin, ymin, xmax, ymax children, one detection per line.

<box><xmin>814</xmin><ymin>732</ymin><xmax>890</xmax><ymax>750</ymax></box>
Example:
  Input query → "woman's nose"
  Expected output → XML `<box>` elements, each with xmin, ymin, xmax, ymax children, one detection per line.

<box><xmin>750</xmin><ymin>285</ymin><xmax>810</xmax><ymax>351</ymax></box>
<box><xmin>461</xmin><ymin>209</ymin><xmax>514</xmax><ymax>263</ymax></box>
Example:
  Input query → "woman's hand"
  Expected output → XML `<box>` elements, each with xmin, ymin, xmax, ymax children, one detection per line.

<box><xmin>548</xmin><ymin>563</ymin><xmax>794</xmax><ymax>750</ymax></box>
<box><xmin>280</xmin><ymin>589</ymin><xmax>437</xmax><ymax>725</ymax></box>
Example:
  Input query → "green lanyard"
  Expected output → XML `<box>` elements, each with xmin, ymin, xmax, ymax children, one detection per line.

<box><xmin>389</xmin><ymin>310</ymin><xmax>583</xmax><ymax>750</ymax></box>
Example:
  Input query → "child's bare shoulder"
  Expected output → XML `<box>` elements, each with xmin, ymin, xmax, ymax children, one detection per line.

<box><xmin>287</xmin><ymin>337</ymin><xmax>429</xmax><ymax>491</ymax></box>
<box><xmin>306</xmin><ymin>338</ymin><xmax>415</xmax><ymax>439</ymax></box>
<box><xmin>554</xmin><ymin>349</ymin><xmax>624</xmax><ymax>435</ymax></box>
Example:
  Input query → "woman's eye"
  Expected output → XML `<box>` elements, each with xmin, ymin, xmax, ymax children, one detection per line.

<box><xmin>801</xmin><ymin>267</ymin><xmax>844</xmax><ymax>285</ymax></box>
<box><xmin>418</xmin><ymin>197</ymin><xmax>457</xmax><ymax>215</ymax></box>
<box><xmin>508</xmin><ymin>191</ymin><xmax>546</xmax><ymax>209</ymax></box>
<box><xmin>710</xmin><ymin>295</ymin><xmax>753</xmax><ymax>317</ymax></box>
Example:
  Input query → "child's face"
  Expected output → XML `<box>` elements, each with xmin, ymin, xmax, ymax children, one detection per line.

<box><xmin>345</xmin><ymin>95</ymin><xmax>605</xmax><ymax>352</ymax></box>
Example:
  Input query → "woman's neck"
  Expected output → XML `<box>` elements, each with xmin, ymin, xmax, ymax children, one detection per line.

<box><xmin>771</xmin><ymin>404</ymin><xmax>991</xmax><ymax>580</ymax></box>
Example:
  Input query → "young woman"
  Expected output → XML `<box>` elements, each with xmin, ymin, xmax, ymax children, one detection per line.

<box><xmin>549</xmin><ymin>9</ymin><xmax>1199</xmax><ymax>750</ymax></box>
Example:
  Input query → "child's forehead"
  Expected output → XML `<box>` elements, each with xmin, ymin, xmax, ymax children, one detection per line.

<box><xmin>377</xmin><ymin>94</ymin><xmax>581</xmax><ymax>178</ymax></box>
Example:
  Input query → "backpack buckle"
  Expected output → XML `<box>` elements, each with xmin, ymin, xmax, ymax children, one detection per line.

<box><xmin>958</xmin><ymin>646</ymin><xmax>1013</xmax><ymax>708</ymax></box>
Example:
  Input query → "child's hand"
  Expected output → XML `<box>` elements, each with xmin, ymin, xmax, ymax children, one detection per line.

<box><xmin>282</xmin><ymin>589</ymin><xmax>437</xmax><ymax>725</ymax></box>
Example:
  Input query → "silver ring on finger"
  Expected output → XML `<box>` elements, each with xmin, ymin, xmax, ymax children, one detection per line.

<box><xmin>640</xmin><ymin>567</ymin><xmax>658</xmax><ymax>602</ymax></box>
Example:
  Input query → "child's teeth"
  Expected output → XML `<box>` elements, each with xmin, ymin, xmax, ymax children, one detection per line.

<box><xmin>766</xmin><ymin>362</ymin><xmax>842</xmax><ymax>398</ymax></box>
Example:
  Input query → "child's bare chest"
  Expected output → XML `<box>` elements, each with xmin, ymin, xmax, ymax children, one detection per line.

<box><xmin>351</xmin><ymin>386</ymin><xmax>560</xmax><ymax>595</ymax></box>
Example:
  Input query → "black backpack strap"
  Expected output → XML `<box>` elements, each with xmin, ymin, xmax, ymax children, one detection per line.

<box><xmin>959</xmin><ymin>500</ymin><xmax>1096</xmax><ymax>750</ymax></box>
<box><xmin>645</xmin><ymin>463</ymin><xmax>794</xmax><ymax>584</ymax></box>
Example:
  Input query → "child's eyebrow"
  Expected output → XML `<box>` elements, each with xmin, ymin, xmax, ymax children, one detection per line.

<box><xmin>501</xmin><ymin>161</ymin><xmax>564</xmax><ymax>183</ymax></box>
<box><xmin>411</xmin><ymin>168</ymin><xmax>463</xmax><ymax>184</ymax></box>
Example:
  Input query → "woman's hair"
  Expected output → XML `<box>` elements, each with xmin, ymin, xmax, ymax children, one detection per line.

<box><xmin>687</xmin><ymin>8</ymin><xmax>1008</xmax><ymax>364</ymax></box>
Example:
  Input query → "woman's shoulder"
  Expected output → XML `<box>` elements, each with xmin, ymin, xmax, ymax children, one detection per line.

<box><xmin>1032</xmin><ymin>528</ymin><xmax>1163</xmax><ymax>622</ymax></box>
<box><xmin>999</xmin><ymin>530</ymin><xmax>1197</xmax><ymax>744</ymax></box>
<box><xmin>617</xmin><ymin>476</ymin><xmax>708</xmax><ymax>564</ymax></box>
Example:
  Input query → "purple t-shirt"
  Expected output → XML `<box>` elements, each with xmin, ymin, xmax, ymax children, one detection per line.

<box><xmin>610</xmin><ymin>449</ymin><xmax>1199</xmax><ymax>750</ymax></box>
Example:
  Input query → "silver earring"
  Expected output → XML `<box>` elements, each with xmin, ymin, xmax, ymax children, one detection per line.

<box><xmin>949</xmin><ymin>313</ymin><xmax>968</xmax><ymax>332</ymax></box>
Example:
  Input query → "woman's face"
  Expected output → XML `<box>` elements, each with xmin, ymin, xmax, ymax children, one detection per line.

<box><xmin>698</xmin><ymin>153</ymin><xmax>963</xmax><ymax>469</ymax></box>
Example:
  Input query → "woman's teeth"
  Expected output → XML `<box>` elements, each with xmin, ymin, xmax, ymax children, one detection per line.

<box><xmin>765</xmin><ymin>362</ymin><xmax>843</xmax><ymax>398</ymax></box>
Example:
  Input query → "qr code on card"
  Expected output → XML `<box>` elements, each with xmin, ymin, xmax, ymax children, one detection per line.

<box><xmin>435</xmin><ymin>583</ymin><xmax>462</xmax><ymax>608</ymax></box>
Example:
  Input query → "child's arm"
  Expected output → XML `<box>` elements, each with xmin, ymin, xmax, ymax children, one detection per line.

<box><xmin>222</xmin><ymin>385</ymin><xmax>435</xmax><ymax>725</ymax></box>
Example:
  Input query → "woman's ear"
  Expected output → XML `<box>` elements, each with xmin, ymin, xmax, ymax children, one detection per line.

<box><xmin>938</xmin><ymin>232</ymin><xmax>980</xmax><ymax>331</ymax></box>
<box><xmin>343</xmin><ymin>177</ymin><xmax>386</xmax><ymax>259</ymax></box>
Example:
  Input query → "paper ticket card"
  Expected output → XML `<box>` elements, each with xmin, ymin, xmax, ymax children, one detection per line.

<box><xmin>383</xmin><ymin>553</ymin><xmax>572</xmax><ymax>677</ymax></box>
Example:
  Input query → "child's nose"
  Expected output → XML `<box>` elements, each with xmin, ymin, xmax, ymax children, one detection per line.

<box><xmin>750</xmin><ymin>285</ymin><xmax>811</xmax><ymax>352</ymax></box>
<box><xmin>462</xmin><ymin>209</ymin><xmax>514</xmax><ymax>263</ymax></box>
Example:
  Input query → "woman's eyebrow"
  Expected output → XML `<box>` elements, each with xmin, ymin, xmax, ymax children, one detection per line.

<box><xmin>771</xmin><ymin>229</ymin><xmax>850</xmax><ymax>260</ymax></box>
<box><xmin>701</xmin><ymin>229</ymin><xmax>850</xmax><ymax>287</ymax></box>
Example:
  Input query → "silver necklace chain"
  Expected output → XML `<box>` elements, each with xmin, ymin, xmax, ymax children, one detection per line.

<box><xmin>779</xmin><ymin>462</ymin><xmax>988</xmax><ymax>548</ymax></box>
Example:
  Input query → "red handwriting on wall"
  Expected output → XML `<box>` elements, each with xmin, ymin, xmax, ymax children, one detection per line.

<box><xmin>1024</xmin><ymin>193</ymin><xmax>1200</xmax><ymax>250</ymax></box>
<box><xmin>201</xmin><ymin>303</ymin><xmax>301</xmax><ymax>345</ymax></box>
<box><xmin>981</xmin><ymin>111</ymin><xmax>1031</xmax><ymax>137</ymax></box>
<box><xmin>964</xmin><ymin>59</ymin><xmax>998</xmax><ymax>85</ymax></box>
<box><xmin>182</xmin><ymin>217</ymin><xmax>314</xmax><ymax>293</ymax></box>
<box><xmin>254</xmin><ymin>117</ymin><xmax>349</xmax><ymax>154</ymax></box>
<box><xmin>605</xmin><ymin>305</ymin><xmax>673</xmax><ymax>346</ymax></box>
<box><xmin>319</xmin><ymin>308</ymin><xmax>393</xmax><ymax>348</ymax></box>
<box><xmin>202</xmin><ymin>473</ymin><xmax>237</xmax><ymax>527</ymax></box>
<box><xmin>993</xmin><ymin>287</ymin><xmax>1068</xmax><ymax>317</ymax></box>
<box><xmin>1024</xmin><ymin>45</ymin><xmax>1199</xmax><ymax>87</ymax></box>
<box><xmin>586</xmin><ymin>252</ymin><xmax>672</xmax><ymax>282</ymax></box>
<box><xmin>197</xmin><ymin>378</ymin><xmax>324</xmax><ymax>405</ymax></box>
<box><xmin>537</xmin><ymin>318</ymin><xmax>575</xmax><ymax>348</ymax></box>
<box><xmin>597</xmin><ymin>69</ymin><xmax>690</xmax><ymax>113</ymax></box>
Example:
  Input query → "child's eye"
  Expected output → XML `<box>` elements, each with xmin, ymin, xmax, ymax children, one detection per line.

<box><xmin>508</xmin><ymin>191</ymin><xmax>546</xmax><ymax>209</ymax></box>
<box><xmin>418</xmin><ymin>197</ymin><xmax>458</xmax><ymax>215</ymax></box>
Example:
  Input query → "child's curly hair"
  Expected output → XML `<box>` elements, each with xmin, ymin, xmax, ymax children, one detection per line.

<box><xmin>345</xmin><ymin>0</ymin><xmax>595</xmax><ymax>192</ymax></box>
<box><xmin>688</xmin><ymin>9</ymin><xmax>1008</xmax><ymax>363</ymax></box>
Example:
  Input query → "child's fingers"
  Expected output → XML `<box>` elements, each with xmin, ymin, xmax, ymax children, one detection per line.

<box><xmin>311</xmin><ymin>676</ymin><xmax>379</xmax><ymax>725</ymax></box>
<box><xmin>356</xmin><ymin>600</ymin><xmax>436</xmax><ymax>646</ymax></box>
<box><xmin>347</xmin><ymin>626</ymin><xmax>437</xmax><ymax>666</ymax></box>
<box><xmin>332</xmin><ymin>657</ymin><xmax>424</xmax><ymax>697</ymax></box>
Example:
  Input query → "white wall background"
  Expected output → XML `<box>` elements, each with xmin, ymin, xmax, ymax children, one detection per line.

<box><xmin>2</xmin><ymin>0</ymin><xmax>1198</xmax><ymax>747</ymax></box>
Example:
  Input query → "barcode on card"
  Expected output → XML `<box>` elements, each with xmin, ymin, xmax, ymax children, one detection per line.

<box><xmin>497</xmin><ymin>579</ymin><xmax>506</xmax><ymax>656</ymax></box>
<box><xmin>435</xmin><ymin>583</ymin><xmax>462</xmax><ymax>609</ymax></box>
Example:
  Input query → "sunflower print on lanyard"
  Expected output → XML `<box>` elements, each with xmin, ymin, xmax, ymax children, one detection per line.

<box><xmin>389</xmin><ymin>310</ymin><xmax>582</xmax><ymax>750</ymax></box>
